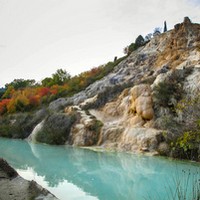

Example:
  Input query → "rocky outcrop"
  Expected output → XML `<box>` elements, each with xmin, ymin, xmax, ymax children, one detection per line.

<box><xmin>155</xmin><ymin>17</ymin><xmax>200</xmax><ymax>70</ymax></box>
<box><xmin>119</xmin><ymin>128</ymin><xmax>163</xmax><ymax>152</ymax></box>
<box><xmin>0</xmin><ymin>158</ymin><xmax>58</xmax><ymax>200</ymax></box>
<box><xmin>24</xmin><ymin>17</ymin><xmax>200</xmax><ymax>157</ymax></box>
<box><xmin>65</xmin><ymin>106</ymin><xmax>102</xmax><ymax>146</ymax></box>
<box><xmin>129</xmin><ymin>84</ymin><xmax>154</xmax><ymax>120</ymax></box>
<box><xmin>83</xmin><ymin>83</ymin><xmax>157</xmax><ymax>153</ymax></box>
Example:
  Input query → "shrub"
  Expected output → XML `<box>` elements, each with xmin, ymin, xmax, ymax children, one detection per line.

<box><xmin>0</xmin><ymin>114</ymin><xmax>31</xmax><ymax>138</ymax></box>
<box><xmin>153</xmin><ymin>69</ymin><xmax>193</xmax><ymax>109</ymax></box>
<box><xmin>170</xmin><ymin>97</ymin><xmax>200</xmax><ymax>161</ymax></box>
<box><xmin>158</xmin><ymin>95</ymin><xmax>200</xmax><ymax>161</ymax></box>
<box><xmin>0</xmin><ymin>55</ymin><xmax>127</xmax><ymax>115</ymax></box>
<box><xmin>36</xmin><ymin>113</ymin><xmax>76</xmax><ymax>145</ymax></box>
<box><xmin>154</xmin><ymin>115</ymin><xmax>183</xmax><ymax>137</ymax></box>
<box><xmin>171</xmin><ymin>130</ymin><xmax>200</xmax><ymax>161</ymax></box>
<box><xmin>176</xmin><ymin>96</ymin><xmax>200</xmax><ymax>132</ymax></box>
<box><xmin>153</xmin><ymin>81</ymin><xmax>182</xmax><ymax>108</ymax></box>
<box><xmin>0</xmin><ymin>110</ymin><xmax>48</xmax><ymax>139</ymax></box>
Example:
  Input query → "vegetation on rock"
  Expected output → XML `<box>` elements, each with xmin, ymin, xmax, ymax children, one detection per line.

<box><xmin>0</xmin><ymin>109</ymin><xmax>48</xmax><ymax>139</ymax></box>
<box><xmin>0</xmin><ymin>56</ymin><xmax>126</xmax><ymax>115</ymax></box>
<box><xmin>36</xmin><ymin>113</ymin><xmax>76</xmax><ymax>145</ymax></box>
<box><xmin>155</xmin><ymin>87</ymin><xmax>200</xmax><ymax>161</ymax></box>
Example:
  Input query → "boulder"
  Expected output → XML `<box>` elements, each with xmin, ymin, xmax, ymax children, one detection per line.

<box><xmin>119</xmin><ymin>128</ymin><xmax>163</xmax><ymax>152</ymax></box>
<box><xmin>35</xmin><ymin>113</ymin><xmax>75</xmax><ymax>145</ymax></box>
<box><xmin>0</xmin><ymin>158</ymin><xmax>58</xmax><ymax>200</ymax></box>
<box><xmin>135</xmin><ymin>96</ymin><xmax>154</xmax><ymax>120</ymax></box>
<box><xmin>130</xmin><ymin>115</ymin><xmax>145</xmax><ymax>127</ymax></box>
<box><xmin>68</xmin><ymin>108</ymin><xmax>102</xmax><ymax>146</ymax></box>
<box><xmin>129</xmin><ymin>84</ymin><xmax>154</xmax><ymax>120</ymax></box>
<box><xmin>130</xmin><ymin>84</ymin><xmax>151</xmax><ymax>100</ymax></box>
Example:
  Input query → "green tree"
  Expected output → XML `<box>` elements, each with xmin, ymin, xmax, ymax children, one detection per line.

<box><xmin>52</xmin><ymin>69</ymin><xmax>71</xmax><ymax>85</ymax></box>
<box><xmin>5</xmin><ymin>79</ymin><xmax>36</xmax><ymax>90</ymax></box>
<box><xmin>164</xmin><ymin>21</ymin><xmax>167</xmax><ymax>32</ymax></box>
<box><xmin>124</xmin><ymin>43</ymin><xmax>137</xmax><ymax>55</ymax></box>
<box><xmin>41</xmin><ymin>69</ymin><xmax>71</xmax><ymax>86</ymax></box>
<box><xmin>145</xmin><ymin>33</ymin><xmax>152</xmax><ymax>42</ymax></box>
<box><xmin>2</xmin><ymin>85</ymin><xmax>15</xmax><ymax>99</ymax></box>
<box><xmin>41</xmin><ymin>77</ymin><xmax>54</xmax><ymax>87</ymax></box>
<box><xmin>135</xmin><ymin>35</ymin><xmax>145</xmax><ymax>47</ymax></box>
<box><xmin>0</xmin><ymin>88</ymin><xmax>5</xmax><ymax>99</ymax></box>
<box><xmin>153</xmin><ymin>27</ymin><xmax>161</xmax><ymax>36</ymax></box>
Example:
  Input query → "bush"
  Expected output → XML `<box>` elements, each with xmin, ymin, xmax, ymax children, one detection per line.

<box><xmin>153</xmin><ymin>81</ymin><xmax>182</xmax><ymax>108</ymax></box>
<box><xmin>154</xmin><ymin>115</ymin><xmax>183</xmax><ymax>137</ymax></box>
<box><xmin>36</xmin><ymin>113</ymin><xmax>76</xmax><ymax>145</ymax></box>
<box><xmin>0</xmin><ymin>114</ymin><xmax>31</xmax><ymax>139</ymax></box>
<box><xmin>171</xmin><ymin>130</ymin><xmax>200</xmax><ymax>161</ymax></box>
<box><xmin>153</xmin><ymin>69</ymin><xmax>193</xmax><ymax>109</ymax></box>
<box><xmin>157</xmin><ymin>95</ymin><xmax>200</xmax><ymax>161</ymax></box>
<box><xmin>170</xmin><ymin>97</ymin><xmax>200</xmax><ymax>161</ymax></box>
<box><xmin>0</xmin><ymin>109</ymin><xmax>48</xmax><ymax>139</ymax></box>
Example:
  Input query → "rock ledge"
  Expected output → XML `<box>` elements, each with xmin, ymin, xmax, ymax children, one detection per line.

<box><xmin>0</xmin><ymin>158</ymin><xmax>58</xmax><ymax>200</ymax></box>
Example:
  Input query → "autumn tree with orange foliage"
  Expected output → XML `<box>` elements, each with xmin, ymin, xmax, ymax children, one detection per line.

<box><xmin>0</xmin><ymin>56</ymin><xmax>126</xmax><ymax>115</ymax></box>
<box><xmin>0</xmin><ymin>99</ymin><xmax>11</xmax><ymax>115</ymax></box>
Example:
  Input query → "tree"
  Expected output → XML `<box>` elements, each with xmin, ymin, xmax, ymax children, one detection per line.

<box><xmin>153</xmin><ymin>27</ymin><xmax>161</xmax><ymax>36</ymax></box>
<box><xmin>52</xmin><ymin>69</ymin><xmax>71</xmax><ymax>85</ymax></box>
<box><xmin>41</xmin><ymin>77</ymin><xmax>54</xmax><ymax>87</ymax></box>
<box><xmin>5</xmin><ymin>79</ymin><xmax>36</xmax><ymax>90</ymax></box>
<box><xmin>2</xmin><ymin>85</ymin><xmax>15</xmax><ymax>99</ymax></box>
<box><xmin>0</xmin><ymin>88</ymin><xmax>5</xmax><ymax>99</ymax></box>
<box><xmin>164</xmin><ymin>21</ymin><xmax>167</xmax><ymax>32</ymax></box>
<box><xmin>124</xmin><ymin>43</ymin><xmax>137</xmax><ymax>55</ymax></box>
<box><xmin>41</xmin><ymin>69</ymin><xmax>71</xmax><ymax>86</ymax></box>
<box><xmin>0</xmin><ymin>99</ymin><xmax>10</xmax><ymax>115</ymax></box>
<box><xmin>123</xmin><ymin>35</ymin><xmax>145</xmax><ymax>55</ymax></box>
<box><xmin>135</xmin><ymin>35</ymin><xmax>145</xmax><ymax>47</ymax></box>
<box><xmin>145</xmin><ymin>33</ymin><xmax>153</xmax><ymax>42</ymax></box>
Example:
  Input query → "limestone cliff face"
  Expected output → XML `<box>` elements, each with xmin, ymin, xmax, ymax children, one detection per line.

<box><xmin>32</xmin><ymin>17</ymin><xmax>200</xmax><ymax>155</ymax></box>
<box><xmin>62</xmin><ymin>82</ymin><xmax>162</xmax><ymax>154</ymax></box>
<box><xmin>144</xmin><ymin>16</ymin><xmax>200</xmax><ymax>70</ymax></box>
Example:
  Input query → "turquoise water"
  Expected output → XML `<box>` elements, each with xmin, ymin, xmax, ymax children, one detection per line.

<box><xmin>0</xmin><ymin>138</ymin><xmax>199</xmax><ymax>200</ymax></box>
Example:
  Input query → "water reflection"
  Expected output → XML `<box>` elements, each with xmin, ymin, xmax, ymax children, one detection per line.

<box><xmin>0</xmin><ymin>138</ymin><xmax>199</xmax><ymax>200</ymax></box>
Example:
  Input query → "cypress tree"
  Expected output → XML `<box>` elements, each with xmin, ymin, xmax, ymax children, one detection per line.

<box><xmin>164</xmin><ymin>21</ymin><xmax>167</xmax><ymax>32</ymax></box>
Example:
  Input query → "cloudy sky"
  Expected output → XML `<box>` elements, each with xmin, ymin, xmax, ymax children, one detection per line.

<box><xmin>0</xmin><ymin>0</ymin><xmax>200</xmax><ymax>87</ymax></box>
